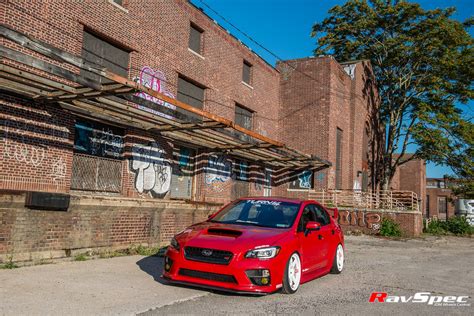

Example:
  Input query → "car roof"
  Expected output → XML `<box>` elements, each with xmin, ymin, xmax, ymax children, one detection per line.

<box><xmin>239</xmin><ymin>196</ymin><xmax>310</xmax><ymax>204</ymax></box>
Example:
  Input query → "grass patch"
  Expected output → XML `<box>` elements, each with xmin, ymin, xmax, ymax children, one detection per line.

<box><xmin>74</xmin><ymin>253</ymin><xmax>89</xmax><ymax>261</ymax></box>
<box><xmin>379</xmin><ymin>217</ymin><xmax>402</xmax><ymax>237</ymax></box>
<box><xmin>1</xmin><ymin>261</ymin><xmax>19</xmax><ymax>269</ymax></box>
<box><xmin>128</xmin><ymin>244</ymin><xmax>162</xmax><ymax>257</ymax></box>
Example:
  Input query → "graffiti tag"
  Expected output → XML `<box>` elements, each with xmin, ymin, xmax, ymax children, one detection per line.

<box><xmin>130</xmin><ymin>141</ymin><xmax>171</xmax><ymax>197</ymax></box>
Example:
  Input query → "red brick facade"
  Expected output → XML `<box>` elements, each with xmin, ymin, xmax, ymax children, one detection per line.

<box><xmin>0</xmin><ymin>0</ymin><xmax>410</xmax><ymax>262</ymax></box>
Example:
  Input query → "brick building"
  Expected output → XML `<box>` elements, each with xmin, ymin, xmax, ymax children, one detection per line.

<box><xmin>425</xmin><ymin>178</ymin><xmax>456</xmax><ymax>220</ymax></box>
<box><xmin>0</xmin><ymin>0</ymin><xmax>390</xmax><ymax>261</ymax></box>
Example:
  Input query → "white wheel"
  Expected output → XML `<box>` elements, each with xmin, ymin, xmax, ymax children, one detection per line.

<box><xmin>331</xmin><ymin>244</ymin><xmax>344</xmax><ymax>274</ymax></box>
<box><xmin>282</xmin><ymin>252</ymin><xmax>301</xmax><ymax>293</ymax></box>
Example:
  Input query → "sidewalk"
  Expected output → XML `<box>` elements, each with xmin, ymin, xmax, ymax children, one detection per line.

<box><xmin>0</xmin><ymin>255</ymin><xmax>207</xmax><ymax>316</ymax></box>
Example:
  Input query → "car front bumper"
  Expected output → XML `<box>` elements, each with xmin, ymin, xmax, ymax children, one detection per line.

<box><xmin>162</xmin><ymin>247</ymin><xmax>285</xmax><ymax>294</ymax></box>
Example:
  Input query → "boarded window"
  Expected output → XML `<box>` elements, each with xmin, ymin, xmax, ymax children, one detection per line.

<box><xmin>81</xmin><ymin>31</ymin><xmax>129</xmax><ymax>83</ymax></box>
<box><xmin>170</xmin><ymin>147</ymin><xmax>195</xmax><ymax>200</ymax></box>
<box><xmin>71</xmin><ymin>119</ymin><xmax>124</xmax><ymax>193</ymax></box>
<box><xmin>235</xmin><ymin>104</ymin><xmax>253</xmax><ymax>130</ymax></box>
<box><xmin>335</xmin><ymin>128</ymin><xmax>343</xmax><ymax>190</ymax></box>
<box><xmin>189</xmin><ymin>23</ymin><xmax>203</xmax><ymax>54</ymax></box>
<box><xmin>289</xmin><ymin>170</ymin><xmax>314</xmax><ymax>190</ymax></box>
<box><xmin>242</xmin><ymin>60</ymin><xmax>252</xmax><ymax>85</ymax></box>
<box><xmin>177</xmin><ymin>77</ymin><xmax>204</xmax><ymax>109</ymax></box>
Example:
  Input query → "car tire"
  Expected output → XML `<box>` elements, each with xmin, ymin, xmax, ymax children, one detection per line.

<box><xmin>330</xmin><ymin>244</ymin><xmax>344</xmax><ymax>274</ymax></box>
<box><xmin>282</xmin><ymin>252</ymin><xmax>301</xmax><ymax>294</ymax></box>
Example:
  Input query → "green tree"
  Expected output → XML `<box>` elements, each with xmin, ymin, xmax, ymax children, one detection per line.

<box><xmin>311</xmin><ymin>0</ymin><xmax>473</xmax><ymax>190</ymax></box>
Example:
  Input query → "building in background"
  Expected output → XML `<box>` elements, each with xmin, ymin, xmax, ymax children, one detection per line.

<box><xmin>1</xmin><ymin>0</ymin><xmax>420</xmax><ymax>262</ymax></box>
<box><xmin>426</xmin><ymin>178</ymin><xmax>456</xmax><ymax>220</ymax></box>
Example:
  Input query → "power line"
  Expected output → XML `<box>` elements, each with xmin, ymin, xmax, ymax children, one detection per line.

<box><xmin>194</xmin><ymin>0</ymin><xmax>329</xmax><ymax>84</ymax></box>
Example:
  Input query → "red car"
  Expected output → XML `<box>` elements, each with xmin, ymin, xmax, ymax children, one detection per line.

<box><xmin>163</xmin><ymin>197</ymin><xmax>344</xmax><ymax>294</ymax></box>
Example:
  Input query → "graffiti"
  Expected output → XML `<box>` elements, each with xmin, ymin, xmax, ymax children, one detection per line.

<box><xmin>290</xmin><ymin>170</ymin><xmax>312</xmax><ymax>189</ymax></box>
<box><xmin>133</xmin><ymin>66</ymin><xmax>176</xmax><ymax>119</ymax></box>
<box><xmin>130</xmin><ymin>141</ymin><xmax>171</xmax><ymax>197</ymax></box>
<box><xmin>205</xmin><ymin>154</ymin><xmax>233</xmax><ymax>192</ymax></box>
<box><xmin>298</xmin><ymin>170</ymin><xmax>312</xmax><ymax>189</ymax></box>
<box><xmin>50</xmin><ymin>157</ymin><xmax>66</xmax><ymax>181</ymax></box>
<box><xmin>338</xmin><ymin>210</ymin><xmax>381</xmax><ymax>231</ymax></box>
<box><xmin>2</xmin><ymin>120</ymin><xmax>46</xmax><ymax>166</ymax></box>
<box><xmin>74</xmin><ymin>120</ymin><xmax>123</xmax><ymax>158</ymax></box>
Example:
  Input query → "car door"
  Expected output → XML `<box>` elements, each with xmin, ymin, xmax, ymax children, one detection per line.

<box><xmin>297</xmin><ymin>204</ymin><xmax>322</xmax><ymax>273</ymax></box>
<box><xmin>312</xmin><ymin>204</ymin><xmax>333</xmax><ymax>268</ymax></box>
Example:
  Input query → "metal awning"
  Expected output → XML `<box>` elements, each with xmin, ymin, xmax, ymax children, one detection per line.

<box><xmin>0</xmin><ymin>25</ymin><xmax>331</xmax><ymax>172</ymax></box>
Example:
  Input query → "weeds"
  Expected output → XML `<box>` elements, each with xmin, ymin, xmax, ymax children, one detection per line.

<box><xmin>379</xmin><ymin>217</ymin><xmax>402</xmax><ymax>237</ymax></box>
<box><xmin>74</xmin><ymin>253</ymin><xmax>89</xmax><ymax>261</ymax></box>
<box><xmin>425</xmin><ymin>216</ymin><xmax>473</xmax><ymax>236</ymax></box>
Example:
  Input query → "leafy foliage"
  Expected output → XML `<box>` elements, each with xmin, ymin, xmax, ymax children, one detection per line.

<box><xmin>312</xmin><ymin>0</ymin><xmax>474</xmax><ymax>188</ymax></box>
<box><xmin>424</xmin><ymin>217</ymin><xmax>473</xmax><ymax>235</ymax></box>
<box><xmin>379</xmin><ymin>217</ymin><xmax>402</xmax><ymax>237</ymax></box>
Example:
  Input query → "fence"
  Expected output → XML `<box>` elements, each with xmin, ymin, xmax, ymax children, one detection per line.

<box><xmin>308</xmin><ymin>189</ymin><xmax>419</xmax><ymax>212</ymax></box>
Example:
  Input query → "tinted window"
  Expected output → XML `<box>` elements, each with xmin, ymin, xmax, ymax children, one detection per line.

<box><xmin>313</xmin><ymin>204</ymin><xmax>331</xmax><ymax>226</ymax></box>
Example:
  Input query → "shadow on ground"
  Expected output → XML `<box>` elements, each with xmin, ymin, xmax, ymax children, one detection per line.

<box><xmin>135</xmin><ymin>255</ymin><xmax>264</xmax><ymax>297</ymax></box>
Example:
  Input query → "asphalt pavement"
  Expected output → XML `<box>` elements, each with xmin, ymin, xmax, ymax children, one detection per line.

<box><xmin>0</xmin><ymin>235</ymin><xmax>472</xmax><ymax>315</ymax></box>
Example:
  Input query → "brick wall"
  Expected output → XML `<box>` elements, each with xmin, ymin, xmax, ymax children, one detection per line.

<box><xmin>277</xmin><ymin>58</ymin><xmax>377</xmax><ymax>191</ymax></box>
<box><xmin>337</xmin><ymin>208</ymin><xmax>422</xmax><ymax>237</ymax></box>
<box><xmin>0</xmin><ymin>192</ymin><xmax>221</xmax><ymax>262</ymax></box>
<box><xmin>391</xmin><ymin>158</ymin><xmax>426</xmax><ymax>213</ymax></box>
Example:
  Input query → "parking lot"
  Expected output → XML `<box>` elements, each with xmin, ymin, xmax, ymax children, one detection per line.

<box><xmin>1</xmin><ymin>235</ymin><xmax>472</xmax><ymax>315</ymax></box>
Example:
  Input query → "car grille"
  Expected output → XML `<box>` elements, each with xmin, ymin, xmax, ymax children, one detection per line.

<box><xmin>179</xmin><ymin>268</ymin><xmax>237</xmax><ymax>284</ymax></box>
<box><xmin>184</xmin><ymin>247</ymin><xmax>233</xmax><ymax>265</ymax></box>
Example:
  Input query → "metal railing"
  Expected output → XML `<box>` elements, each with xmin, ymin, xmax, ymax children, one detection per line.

<box><xmin>308</xmin><ymin>190</ymin><xmax>419</xmax><ymax>212</ymax></box>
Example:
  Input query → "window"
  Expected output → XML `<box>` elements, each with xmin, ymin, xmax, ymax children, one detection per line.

<box><xmin>242</xmin><ymin>60</ymin><xmax>252</xmax><ymax>85</ymax></box>
<box><xmin>177</xmin><ymin>76</ymin><xmax>204</xmax><ymax>109</ymax></box>
<box><xmin>298</xmin><ymin>204</ymin><xmax>330</xmax><ymax>232</ymax></box>
<box><xmin>335</xmin><ymin>128</ymin><xmax>343</xmax><ymax>190</ymax></box>
<box><xmin>235</xmin><ymin>104</ymin><xmax>253</xmax><ymax>130</ymax></box>
<box><xmin>71</xmin><ymin>119</ymin><xmax>124</xmax><ymax>193</ymax></box>
<box><xmin>81</xmin><ymin>31</ymin><xmax>129</xmax><ymax>83</ymax></box>
<box><xmin>112</xmin><ymin>0</ymin><xmax>123</xmax><ymax>5</ymax></box>
<box><xmin>313</xmin><ymin>204</ymin><xmax>331</xmax><ymax>226</ymax></box>
<box><xmin>189</xmin><ymin>23</ymin><xmax>203</xmax><ymax>54</ymax></box>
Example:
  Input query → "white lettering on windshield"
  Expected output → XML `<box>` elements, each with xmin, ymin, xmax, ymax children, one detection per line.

<box><xmin>248</xmin><ymin>200</ymin><xmax>281</xmax><ymax>206</ymax></box>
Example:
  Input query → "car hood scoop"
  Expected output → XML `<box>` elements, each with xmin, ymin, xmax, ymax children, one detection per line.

<box><xmin>206</xmin><ymin>227</ymin><xmax>243</xmax><ymax>237</ymax></box>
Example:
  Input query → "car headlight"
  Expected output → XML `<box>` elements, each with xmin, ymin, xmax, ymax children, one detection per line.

<box><xmin>170</xmin><ymin>237</ymin><xmax>180</xmax><ymax>251</ymax></box>
<box><xmin>245</xmin><ymin>247</ymin><xmax>280</xmax><ymax>259</ymax></box>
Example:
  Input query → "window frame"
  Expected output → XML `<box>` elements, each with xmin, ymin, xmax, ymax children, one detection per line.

<box><xmin>234</xmin><ymin>103</ymin><xmax>254</xmax><ymax>130</ymax></box>
<box><xmin>242</xmin><ymin>60</ymin><xmax>253</xmax><ymax>86</ymax></box>
<box><xmin>189</xmin><ymin>23</ymin><xmax>204</xmax><ymax>55</ymax></box>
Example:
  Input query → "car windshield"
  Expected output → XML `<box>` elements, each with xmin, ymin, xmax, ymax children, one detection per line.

<box><xmin>210</xmin><ymin>199</ymin><xmax>301</xmax><ymax>229</ymax></box>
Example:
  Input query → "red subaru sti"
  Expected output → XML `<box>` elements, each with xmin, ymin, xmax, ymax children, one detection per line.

<box><xmin>163</xmin><ymin>197</ymin><xmax>344</xmax><ymax>294</ymax></box>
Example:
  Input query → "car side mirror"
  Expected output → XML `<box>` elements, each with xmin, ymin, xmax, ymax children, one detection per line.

<box><xmin>305</xmin><ymin>222</ymin><xmax>321</xmax><ymax>235</ymax></box>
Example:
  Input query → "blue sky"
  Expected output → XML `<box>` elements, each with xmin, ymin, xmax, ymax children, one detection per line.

<box><xmin>190</xmin><ymin>0</ymin><xmax>473</xmax><ymax>178</ymax></box>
